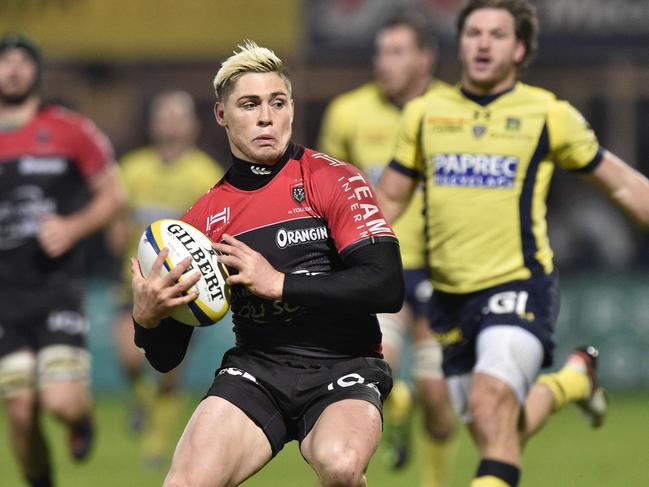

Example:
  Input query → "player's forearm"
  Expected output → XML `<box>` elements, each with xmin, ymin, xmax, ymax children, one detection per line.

<box><xmin>589</xmin><ymin>151</ymin><xmax>649</xmax><ymax>226</ymax></box>
<box><xmin>68</xmin><ymin>167</ymin><xmax>126</xmax><ymax>241</ymax></box>
<box><xmin>282</xmin><ymin>241</ymin><xmax>404</xmax><ymax>313</ymax></box>
<box><xmin>375</xmin><ymin>167</ymin><xmax>416</xmax><ymax>224</ymax></box>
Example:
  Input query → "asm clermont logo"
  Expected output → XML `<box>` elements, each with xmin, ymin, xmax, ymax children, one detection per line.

<box><xmin>291</xmin><ymin>184</ymin><xmax>305</xmax><ymax>203</ymax></box>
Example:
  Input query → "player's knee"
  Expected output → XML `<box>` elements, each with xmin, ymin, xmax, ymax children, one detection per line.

<box><xmin>469</xmin><ymin>379</ymin><xmax>514</xmax><ymax>423</ymax></box>
<box><xmin>5</xmin><ymin>393</ymin><xmax>39</xmax><ymax>432</ymax></box>
<box><xmin>313</xmin><ymin>445</ymin><xmax>366</xmax><ymax>487</ymax></box>
<box><xmin>423</xmin><ymin>408</ymin><xmax>456</xmax><ymax>441</ymax></box>
<box><xmin>469</xmin><ymin>379</ymin><xmax>518</xmax><ymax>443</ymax></box>
<box><xmin>37</xmin><ymin>345</ymin><xmax>91</xmax><ymax>418</ymax></box>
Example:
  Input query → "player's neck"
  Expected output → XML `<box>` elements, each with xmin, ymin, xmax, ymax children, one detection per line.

<box><xmin>462</xmin><ymin>73</ymin><xmax>517</xmax><ymax>97</ymax></box>
<box><xmin>0</xmin><ymin>96</ymin><xmax>40</xmax><ymax>129</ymax></box>
<box><xmin>391</xmin><ymin>75</ymin><xmax>433</xmax><ymax>108</ymax></box>
<box><xmin>156</xmin><ymin>140</ymin><xmax>192</xmax><ymax>164</ymax></box>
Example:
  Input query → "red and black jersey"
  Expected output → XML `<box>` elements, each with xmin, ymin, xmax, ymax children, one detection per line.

<box><xmin>0</xmin><ymin>104</ymin><xmax>114</xmax><ymax>288</ymax></box>
<box><xmin>183</xmin><ymin>143</ymin><xmax>398</xmax><ymax>357</ymax></box>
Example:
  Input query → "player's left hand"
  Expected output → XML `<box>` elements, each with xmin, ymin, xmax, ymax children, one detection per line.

<box><xmin>38</xmin><ymin>214</ymin><xmax>82</xmax><ymax>258</ymax></box>
<box><xmin>213</xmin><ymin>234</ymin><xmax>284</xmax><ymax>300</ymax></box>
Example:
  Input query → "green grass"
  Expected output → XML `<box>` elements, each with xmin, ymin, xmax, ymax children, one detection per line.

<box><xmin>1</xmin><ymin>392</ymin><xmax>647</xmax><ymax>486</ymax></box>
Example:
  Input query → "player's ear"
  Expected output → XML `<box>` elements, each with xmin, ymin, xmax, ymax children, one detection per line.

<box><xmin>514</xmin><ymin>40</ymin><xmax>526</xmax><ymax>65</ymax></box>
<box><xmin>214</xmin><ymin>102</ymin><xmax>226</xmax><ymax>127</ymax></box>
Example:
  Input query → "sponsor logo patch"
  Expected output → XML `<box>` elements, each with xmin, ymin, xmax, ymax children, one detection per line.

<box><xmin>276</xmin><ymin>226</ymin><xmax>328</xmax><ymax>249</ymax></box>
<box><xmin>433</xmin><ymin>153</ymin><xmax>518</xmax><ymax>188</ymax></box>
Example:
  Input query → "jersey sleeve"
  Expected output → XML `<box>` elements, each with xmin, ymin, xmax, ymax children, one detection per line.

<box><xmin>548</xmin><ymin>100</ymin><xmax>603</xmax><ymax>172</ymax></box>
<box><xmin>390</xmin><ymin>95</ymin><xmax>428</xmax><ymax>178</ymax></box>
<box><xmin>73</xmin><ymin>117</ymin><xmax>116</xmax><ymax>181</ymax></box>
<box><xmin>307</xmin><ymin>155</ymin><xmax>397</xmax><ymax>257</ymax></box>
<box><xmin>317</xmin><ymin>96</ymin><xmax>353</xmax><ymax>161</ymax></box>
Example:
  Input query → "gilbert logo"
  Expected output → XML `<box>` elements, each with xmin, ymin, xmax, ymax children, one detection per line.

<box><xmin>250</xmin><ymin>165</ymin><xmax>272</xmax><ymax>175</ymax></box>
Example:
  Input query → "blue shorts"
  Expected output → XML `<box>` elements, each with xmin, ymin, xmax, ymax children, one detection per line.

<box><xmin>403</xmin><ymin>268</ymin><xmax>432</xmax><ymax>317</ymax></box>
<box><xmin>428</xmin><ymin>273</ymin><xmax>559</xmax><ymax>376</ymax></box>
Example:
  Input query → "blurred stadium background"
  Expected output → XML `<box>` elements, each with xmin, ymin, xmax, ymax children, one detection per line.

<box><xmin>1</xmin><ymin>0</ymin><xmax>649</xmax><ymax>485</ymax></box>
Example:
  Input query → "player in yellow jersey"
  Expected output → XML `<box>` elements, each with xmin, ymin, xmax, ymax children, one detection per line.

<box><xmin>319</xmin><ymin>13</ymin><xmax>457</xmax><ymax>486</ymax></box>
<box><xmin>377</xmin><ymin>1</ymin><xmax>649</xmax><ymax>486</ymax></box>
<box><xmin>111</xmin><ymin>91</ymin><xmax>224</xmax><ymax>468</ymax></box>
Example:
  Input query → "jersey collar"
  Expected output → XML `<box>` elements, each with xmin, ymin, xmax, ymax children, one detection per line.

<box><xmin>226</xmin><ymin>141</ymin><xmax>304</xmax><ymax>190</ymax></box>
<box><xmin>460</xmin><ymin>83</ymin><xmax>516</xmax><ymax>107</ymax></box>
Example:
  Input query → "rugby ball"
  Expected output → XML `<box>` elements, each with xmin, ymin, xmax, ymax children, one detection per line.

<box><xmin>137</xmin><ymin>218</ymin><xmax>230</xmax><ymax>327</ymax></box>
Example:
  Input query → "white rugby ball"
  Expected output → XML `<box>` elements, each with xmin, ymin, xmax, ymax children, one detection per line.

<box><xmin>137</xmin><ymin>218</ymin><xmax>230</xmax><ymax>327</ymax></box>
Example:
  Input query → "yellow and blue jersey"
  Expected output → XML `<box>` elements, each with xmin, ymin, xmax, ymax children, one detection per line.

<box><xmin>392</xmin><ymin>82</ymin><xmax>602</xmax><ymax>293</ymax></box>
<box><xmin>318</xmin><ymin>80</ymin><xmax>448</xmax><ymax>270</ymax></box>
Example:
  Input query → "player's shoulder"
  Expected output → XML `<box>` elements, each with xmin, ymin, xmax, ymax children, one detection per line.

<box><xmin>40</xmin><ymin>104</ymin><xmax>100</xmax><ymax>132</ymax></box>
<box><xmin>427</xmin><ymin>79</ymin><xmax>453</xmax><ymax>95</ymax></box>
<box><xmin>119</xmin><ymin>146</ymin><xmax>157</xmax><ymax>169</ymax></box>
<box><xmin>300</xmin><ymin>146</ymin><xmax>358</xmax><ymax>176</ymax></box>
<box><xmin>329</xmin><ymin>82</ymin><xmax>384</xmax><ymax>110</ymax></box>
<box><xmin>185</xmin><ymin>148</ymin><xmax>223</xmax><ymax>170</ymax></box>
<box><xmin>515</xmin><ymin>83</ymin><xmax>579</xmax><ymax>118</ymax></box>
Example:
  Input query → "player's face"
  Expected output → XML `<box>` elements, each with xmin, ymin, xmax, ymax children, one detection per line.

<box><xmin>459</xmin><ymin>8</ymin><xmax>525</xmax><ymax>94</ymax></box>
<box><xmin>0</xmin><ymin>48</ymin><xmax>38</xmax><ymax>105</ymax></box>
<box><xmin>215</xmin><ymin>72</ymin><xmax>293</xmax><ymax>165</ymax></box>
<box><xmin>150</xmin><ymin>97</ymin><xmax>198</xmax><ymax>146</ymax></box>
<box><xmin>374</xmin><ymin>26</ymin><xmax>431</xmax><ymax>100</ymax></box>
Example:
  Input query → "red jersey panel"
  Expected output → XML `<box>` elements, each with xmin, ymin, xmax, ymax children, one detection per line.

<box><xmin>183</xmin><ymin>145</ymin><xmax>397</xmax><ymax>357</ymax></box>
<box><xmin>0</xmin><ymin>105</ymin><xmax>115</xmax><ymax>288</ymax></box>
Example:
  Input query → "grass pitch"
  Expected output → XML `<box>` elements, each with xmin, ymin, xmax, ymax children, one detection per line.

<box><xmin>1</xmin><ymin>391</ymin><xmax>647</xmax><ymax>486</ymax></box>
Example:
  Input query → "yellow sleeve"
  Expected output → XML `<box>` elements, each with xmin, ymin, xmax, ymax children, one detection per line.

<box><xmin>317</xmin><ymin>96</ymin><xmax>353</xmax><ymax>161</ymax></box>
<box><xmin>392</xmin><ymin>96</ymin><xmax>427</xmax><ymax>175</ymax></box>
<box><xmin>548</xmin><ymin>100</ymin><xmax>601</xmax><ymax>171</ymax></box>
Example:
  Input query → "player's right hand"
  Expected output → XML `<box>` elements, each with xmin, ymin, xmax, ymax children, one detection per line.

<box><xmin>130</xmin><ymin>249</ymin><xmax>200</xmax><ymax>329</ymax></box>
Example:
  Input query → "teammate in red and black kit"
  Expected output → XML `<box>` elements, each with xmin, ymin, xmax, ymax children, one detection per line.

<box><xmin>0</xmin><ymin>34</ymin><xmax>124</xmax><ymax>487</ymax></box>
<box><xmin>131</xmin><ymin>41</ymin><xmax>404</xmax><ymax>487</ymax></box>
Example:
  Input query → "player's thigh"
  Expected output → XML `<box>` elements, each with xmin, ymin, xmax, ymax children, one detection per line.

<box><xmin>300</xmin><ymin>399</ymin><xmax>382</xmax><ymax>474</ymax></box>
<box><xmin>447</xmin><ymin>325</ymin><xmax>543</xmax><ymax>423</ymax></box>
<box><xmin>474</xmin><ymin>325</ymin><xmax>544</xmax><ymax>404</ymax></box>
<box><xmin>166</xmin><ymin>396</ymin><xmax>272</xmax><ymax>487</ymax></box>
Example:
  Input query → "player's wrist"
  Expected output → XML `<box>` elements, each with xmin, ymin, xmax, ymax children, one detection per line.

<box><xmin>132</xmin><ymin>312</ymin><xmax>161</xmax><ymax>330</ymax></box>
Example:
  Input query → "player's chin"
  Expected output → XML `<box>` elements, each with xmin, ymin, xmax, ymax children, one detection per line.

<box><xmin>251</xmin><ymin>147</ymin><xmax>284</xmax><ymax>165</ymax></box>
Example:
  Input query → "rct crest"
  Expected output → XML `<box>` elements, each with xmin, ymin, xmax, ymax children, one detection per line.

<box><xmin>292</xmin><ymin>184</ymin><xmax>305</xmax><ymax>203</ymax></box>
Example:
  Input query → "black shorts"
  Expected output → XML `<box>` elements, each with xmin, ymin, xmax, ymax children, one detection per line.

<box><xmin>403</xmin><ymin>268</ymin><xmax>433</xmax><ymax>317</ymax></box>
<box><xmin>0</xmin><ymin>285</ymin><xmax>87</xmax><ymax>359</ymax></box>
<box><xmin>205</xmin><ymin>347</ymin><xmax>393</xmax><ymax>456</ymax></box>
<box><xmin>428</xmin><ymin>273</ymin><xmax>559</xmax><ymax>376</ymax></box>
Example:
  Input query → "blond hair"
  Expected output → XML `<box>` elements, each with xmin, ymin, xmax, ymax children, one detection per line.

<box><xmin>213</xmin><ymin>40</ymin><xmax>291</xmax><ymax>103</ymax></box>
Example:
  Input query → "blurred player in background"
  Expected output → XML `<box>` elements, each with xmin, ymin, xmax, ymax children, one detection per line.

<box><xmin>0</xmin><ymin>33</ymin><xmax>124</xmax><ymax>487</ymax></box>
<box><xmin>132</xmin><ymin>40</ymin><xmax>404</xmax><ymax>487</ymax></box>
<box><xmin>377</xmin><ymin>0</ymin><xmax>649</xmax><ymax>486</ymax></box>
<box><xmin>318</xmin><ymin>12</ymin><xmax>456</xmax><ymax>486</ymax></box>
<box><xmin>110</xmin><ymin>90</ymin><xmax>224</xmax><ymax>467</ymax></box>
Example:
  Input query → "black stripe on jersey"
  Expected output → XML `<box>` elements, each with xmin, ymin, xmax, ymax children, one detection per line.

<box><xmin>388</xmin><ymin>159</ymin><xmax>421</xmax><ymax>179</ymax></box>
<box><xmin>571</xmin><ymin>146</ymin><xmax>604</xmax><ymax>173</ymax></box>
<box><xmin>519</xmin><ymin>123</ymin><xmax>550</xmax><ymax>277</ymax></box>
